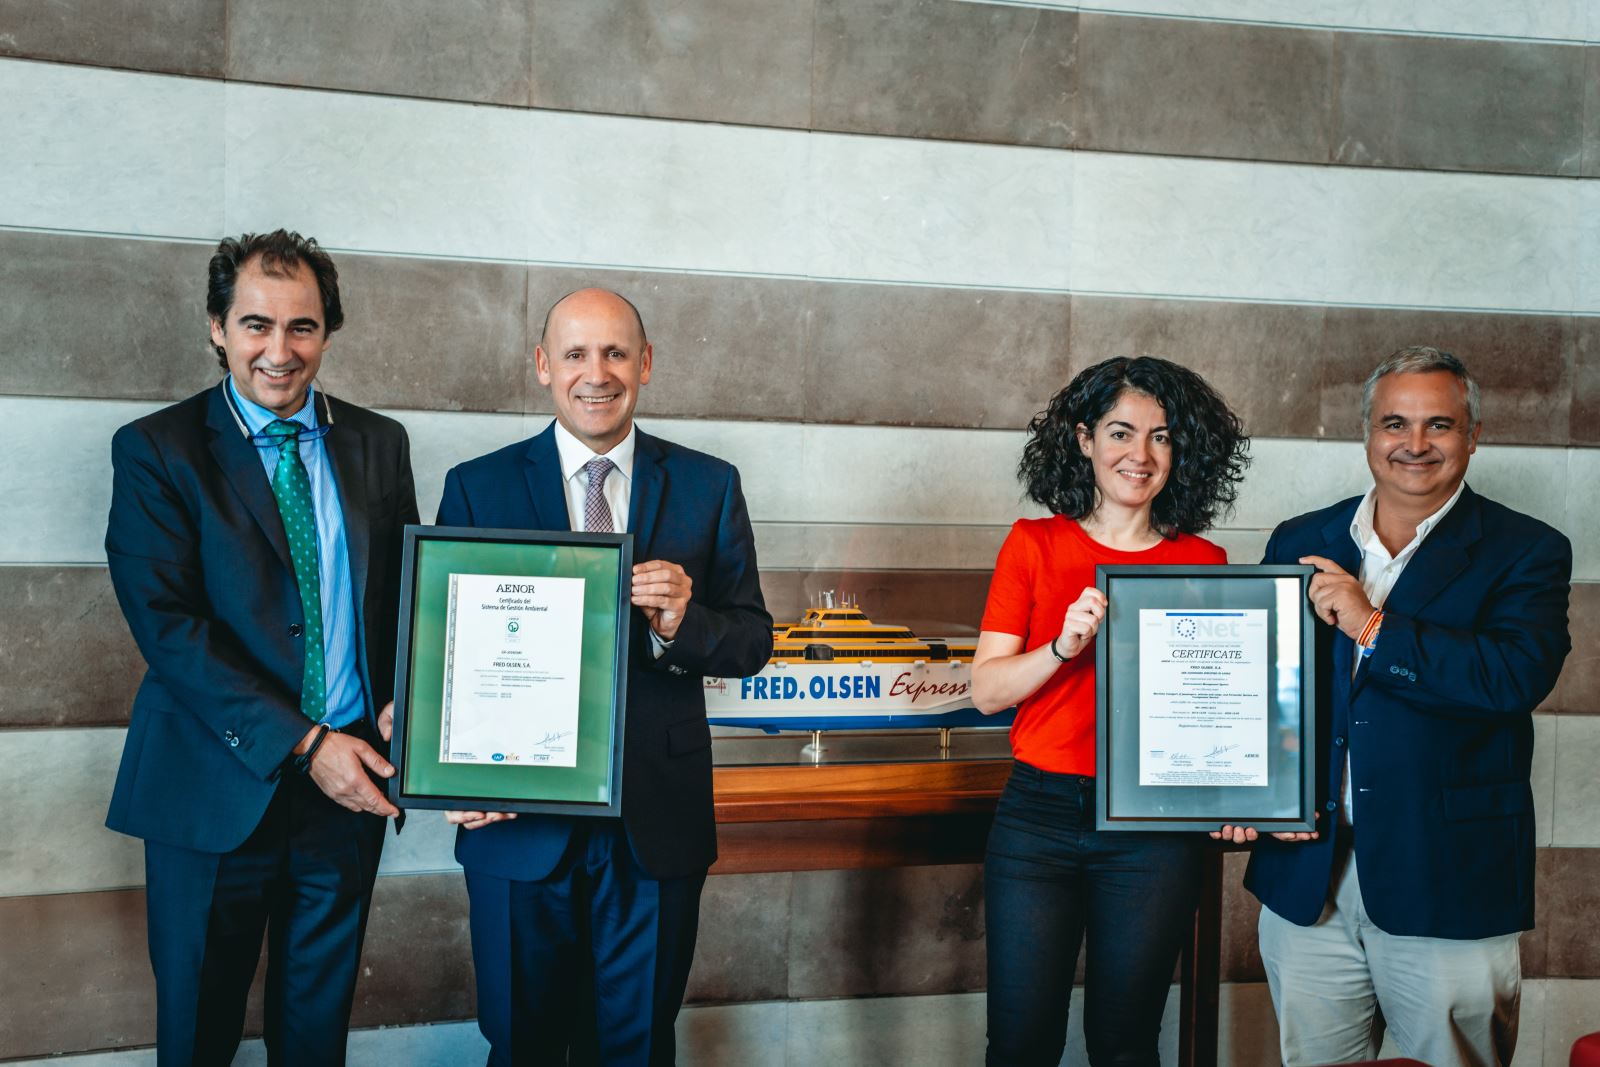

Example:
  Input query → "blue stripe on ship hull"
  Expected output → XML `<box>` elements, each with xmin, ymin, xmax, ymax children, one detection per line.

<box><xmin>706</xmin><ymin>707</ymin><xmax>1016</xmax><ymax>735</ymax></box>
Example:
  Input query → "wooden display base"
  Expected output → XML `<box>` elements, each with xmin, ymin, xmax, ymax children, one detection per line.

<box><xmin>709</xmin><ymin>758</ymin><xmax>1222</xmax><ymax>1067</ymax></box>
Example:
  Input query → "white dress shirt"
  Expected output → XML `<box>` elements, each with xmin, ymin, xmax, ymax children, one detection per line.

<box><xmin>549</xmin><ymin>419</ymin><xmax>669</xmax><ymax>656</ymax></box>
<box><xmin>552</xmin><ymin>418</ymin><xmax>634</xmax><ymax>534</ymax></box>
<box><xmin>1340</xmin><ymin>480</ymin><xmax>1466</xmax><ymax>824</ymax></box>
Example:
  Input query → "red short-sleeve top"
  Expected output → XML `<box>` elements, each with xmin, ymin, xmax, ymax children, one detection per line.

<box><xmin>980</xmin><ymin>515</ymin><xmax>1228</xmax><ymax>776</ymax></box>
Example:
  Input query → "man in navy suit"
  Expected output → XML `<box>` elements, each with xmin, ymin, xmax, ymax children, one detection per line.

<box><xmin>1232</xmin><ymin>347</ymin><xmax>1570</xmax><ymax>1066</ymax></box>
<box><xmin>105</xmin><ymin>231</ymin><xmax>417</xmax><ymax>1065</ymax></box>
<box><xmin>437</xmin><ymin>288</ymin><xmax>772</xmax><ymax>1065</ymax></box>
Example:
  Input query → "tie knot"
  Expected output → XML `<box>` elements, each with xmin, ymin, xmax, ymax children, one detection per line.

<box><xmin>584</xmin><ymin>456</ymin><xmax>616</xmax><ymax>484</ymax></box>
<box><xmin>262</xmin><ymin>419</ymin><xmax>301</xmax><ymax>451</ymax></box>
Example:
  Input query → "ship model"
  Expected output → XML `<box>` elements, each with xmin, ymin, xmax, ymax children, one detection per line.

<box><xmin>703</xmin><ymin>592</ymin><xmax>1015</xmax><ymax>732</ymax></box>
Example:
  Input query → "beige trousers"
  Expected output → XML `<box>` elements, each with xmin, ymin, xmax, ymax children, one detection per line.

<box><xmin>1257</xmin><ymin>849</ymin><xmax>1521</xmax><ymax>1067</ymax></box>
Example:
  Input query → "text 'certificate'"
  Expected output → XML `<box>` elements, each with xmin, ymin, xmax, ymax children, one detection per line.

<box><xmin>439</xmin><ymin>573</ymin><xmax>586</xmax><ymax>767</ymax></box>
<box><xmin>1138</xmin><ymin>610</ymin><xmax>1268</xmax><ymax>787</ymax></box>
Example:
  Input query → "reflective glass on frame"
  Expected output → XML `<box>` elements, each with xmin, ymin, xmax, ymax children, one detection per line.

<box><xmin>1097</xmin><ymin>567</ymin><xmax>1314</xmax><ymax>831</ymax></box>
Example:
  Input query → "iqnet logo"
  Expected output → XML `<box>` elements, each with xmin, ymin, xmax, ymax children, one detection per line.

<box><xmin>1171</xmin><ymin>614</ymin><xmax>1242</xmax><ymax>641</ymax></box>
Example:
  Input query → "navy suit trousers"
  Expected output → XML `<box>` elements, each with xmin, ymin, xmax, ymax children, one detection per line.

<box><xmin>144</xmin><ymin>770</ymin><xmax>386</xmax><ymax>1067</ymax></box>
<box><xmin>465</xmin><ymin>820</ymin><xmax>705</xmax><ymax>1067</ymax></box>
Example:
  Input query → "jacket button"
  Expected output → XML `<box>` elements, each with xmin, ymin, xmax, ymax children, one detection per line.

<box><xmin>1389</xmin><ymin>665</ymin><xmax>1399</xmax><ymax>674</ymax></box>
<box><xmin>1325</xmin><ymin>801</ymin><xmax>1337</xmax><ymax>812</ymax></box>
<box><xmin>223</xmin><ymin>729</ymin><xmax>239</xmax><ymax>748</ymax></box>
<box><xmin>1335</xmin><ymin>736</ymin><xmax>1346</xmax><ymax>747</ymax></box>
<box><xmin>288</xmin><ymin>623</ymin><xmax>303</xmax><ymax>638</ymax></box>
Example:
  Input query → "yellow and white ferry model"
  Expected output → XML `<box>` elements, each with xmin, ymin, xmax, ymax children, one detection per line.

<box><xmin>703</xmin><ymin>594</ymin><xmax>1015</xmax><ymax>732</ymax></box>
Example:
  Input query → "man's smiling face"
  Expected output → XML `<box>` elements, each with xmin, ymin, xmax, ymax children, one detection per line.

<box><xmin>535</xmin><ymin>289</ymin><xmax>652</xmax><ymax>454</ymax></box>
<box><xmin>1365</xmin><ymin>369</ymin><xmax>1480</xmax><ymax>509</ymax></box>
<box><xmin>211</xmin><ymin>258</ymin><xmax>328</xmax><ymax>418</ymax></box>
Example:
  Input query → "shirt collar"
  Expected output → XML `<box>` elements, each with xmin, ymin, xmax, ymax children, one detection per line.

<box><xmin>551</xmin><ymin>419</ymin><xmax>635</xmax><ymax>484</ymax></box>
<box><xmin>226</xmin><ymin>375</ymin><xmax>319</xmax><ymax>436</ymax></box>
<box><xmin>1350</xmin><ymin>480</ymin><xmax>1466</xmax><ymax>559</ymax></box>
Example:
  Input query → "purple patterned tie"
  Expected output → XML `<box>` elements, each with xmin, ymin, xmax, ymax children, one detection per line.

<box><xmin>582</xmin><ymin>457</ymin><xmax>616</xmax><ymax>533</ymax></box>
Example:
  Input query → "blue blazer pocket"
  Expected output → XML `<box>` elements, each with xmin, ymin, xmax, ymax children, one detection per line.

<box><xmin>667</xmin><ymin>717</ymin><xmax>712</xmax><ymax>756</ymax></box>
<box><xmin>1442</xmin><ymin>781</ymin><xmax>1532</xmax><ymax>822</ymax></box>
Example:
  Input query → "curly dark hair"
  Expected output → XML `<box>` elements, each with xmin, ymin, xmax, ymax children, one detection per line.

<box><xmin>1020</xmin><ymin>356</ymin><xmax>1250</xmax><ymax>536</ymax></box>
<box><xmin>206</xmin><ymin>230</ymin><xmax>344</xmax><ymax>368</ymax></box>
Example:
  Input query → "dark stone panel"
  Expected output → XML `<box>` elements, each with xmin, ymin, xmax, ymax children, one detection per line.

<box><xmin>1319</xmin><ymin>307</ymin><xmax>1575</xmax><ymax>444</ymax></box>
<box><xmin>227</xmin><ymin>0</ymin><xmax>531</xmax><ymax>106</ymax></box>
<box><xmin>0</xmin><ymin>874</ymin><xmax>473</xmax><ymax>1059</ymax></box>
<box><xmin>1574</xmin><ymin>316</ymin><xmax>1600</xmax><ymax>446</ymax></box>
<box><xmin>0</xmin><ymin>230</ymin><xmax>217</xmax><ymax>402</ymax></box>
<box><xmin>530</xmin><ymin>0</ymin><xmax>814</xmax><ymax>129</ymax></box>
<box><xmin>1077</xmin><ymin>14</ymin><xmax>1330</xmax><ymax>165</ymax></box>
<box><xmin>525</xmin><ymin>267</ymin><xmax>809</xmax><ymax>424</ymax></box>
<box><xmin>1219</xmin><ymin>851</ymin><xmax>1266</xmax><ymax>982</ymax></box>
<box><xmin>1550</xmin><ymin>583</ymin><xmax>1600</xmax><ymax>714</ymax></box>
<box><xmin>0</xmin><ymin>0</ymin><xmax>223</xmax><ymax>76</ymax></box>
<box><xmin>686</xmin><ymin>872</ymin><xmax>793</xmax><ymax>1003</ymax></box>
<box><xmin>1332</xmin><ymin>33</ymin><xmax>1586</xmax><ymax>176</ymax></box>
<box><xmin>351</xmin><ymin>873</ymin><xmax>476</xmax><ymax>1026</ymax></box>
<box><xmin>4</xmin><ymin>565</ymin><xmax>990</xmax><ymax>729</ymax></box>
<box><xmin>0</xmin><ymin>887</ymin><xmax>160</xmax><ymax>1055</ymax></box>
<box><xmin>805</xmin><ymin>281</ymin><xmax>1073</xmax><ymax>430</ymax></box>
<box><xmin>811</xmin><ymin>0</ymin><xmax>1077</xmax><ymax>148</ymax></box>
<box><xmin>786</xmin><ymin>864</ymin><xmax>988</xmax><ymax>998</ymax></box>
<box><xmin>1070</xmin><ymin>295</ymin><xmax>1324</xmax><ymax>440</ymax></box>
<box><xmin>0</xmin><ymin>566</ymin><xmax>143</xmax><ymax>728</ymax></box>
<box><xmin>1539</xmin><ymin>847</ymin><xmax>1600</xmax><ymax>976</ymax></box>
<box><xmin>319</xmin><ymin>253</ymin><xmax>530</xmax><ymax>414</ymax></box>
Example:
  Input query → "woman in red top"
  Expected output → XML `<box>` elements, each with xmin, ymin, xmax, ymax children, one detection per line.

<box><xmin>973</xmin><ymin>356</ymin><xmax>1249</xmax><ymax>1066</ymax></box>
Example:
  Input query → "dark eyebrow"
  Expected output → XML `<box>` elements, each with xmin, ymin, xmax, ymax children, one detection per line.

<box><xmin>238</xmin><ymin>313</ymin><xmax>274</xmax><ymax>326</ymax></box>
<box><xmin>1379</xmin><ymin>412</ymin><xmax>1457</xmax><ymax>424</ymax></box>
<box><xmin>1106</xmin><ymin>420</ymin><xmax>1168</xmax><ymax>432</ymax></box>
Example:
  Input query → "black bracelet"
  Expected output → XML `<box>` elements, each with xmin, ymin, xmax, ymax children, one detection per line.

<box><xmin>1049</xmin><ymin>636</ymin><xmax>1069</xmax><ymax>663</ymax></box>
<box><xmin>292</xmin><ymin>723</ymin><xmax>332</xmax><ymax>776</ymax></box>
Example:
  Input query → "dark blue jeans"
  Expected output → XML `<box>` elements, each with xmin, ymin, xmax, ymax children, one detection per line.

<box><xmin>985</xmin><ymin>761</ymin><xmax>1203</xmax><ymax>1067</ymax></box>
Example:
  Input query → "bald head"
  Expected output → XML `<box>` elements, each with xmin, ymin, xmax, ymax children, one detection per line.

<box><xmin>540</xmin><ymin>288</ymin><xmax>647</xmax><ymax>350</ymax></box>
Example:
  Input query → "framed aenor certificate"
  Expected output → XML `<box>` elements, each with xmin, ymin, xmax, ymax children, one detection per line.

<box><xmin>1094</xmin><ymin>564</ymin><xmax>1316</xmax><ymax>832</ymax></box>
<box><xmin>388</xmin><ymin>525</ymin><xmax>632</xmax><ymax>815</ymax></box>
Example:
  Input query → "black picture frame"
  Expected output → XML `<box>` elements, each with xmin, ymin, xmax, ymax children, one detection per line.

<box><xmin>1094</xmin><ymin>564</ymin><xmax>1316</xmax><ymax>832</ymax></box>
<box><xmin>388</xmin><ymin>524</ymin><xmax>633</xmax><ymax>816</ymax></box>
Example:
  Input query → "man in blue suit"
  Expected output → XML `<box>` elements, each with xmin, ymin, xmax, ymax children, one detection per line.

<box><xmin>437</xmin><ymin>288</ymin><xmax>772</xmax><ymax>1065</ymax></box>
<box><xmin>1238</xmin><ymin>347</ymin><xmax>1570</xmax><ymax>1066</ymax></box>
<box><xmin>105</xmin><ymin>231</ymin><xmax>418</xmax><ymax>1064</ymax></box>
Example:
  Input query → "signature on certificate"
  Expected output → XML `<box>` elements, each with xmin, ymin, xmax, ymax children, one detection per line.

<box><xmin>1205</xmin><ymin>744</ymin><xmax>1240</xmax><ymax>758</ymax></box>
<box><xmin>534</xmin><ymin>730</ymin><xmax>575</xmax><ymax>748</ymax></box>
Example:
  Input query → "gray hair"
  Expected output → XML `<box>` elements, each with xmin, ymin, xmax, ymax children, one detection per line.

<box><xmin>1359</xmin><ymin>346</ymin><xmax>1481</xmax><ymax>437</ymax></box>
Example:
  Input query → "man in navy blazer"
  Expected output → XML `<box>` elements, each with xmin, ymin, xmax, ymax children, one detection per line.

<box><xmin>436</xmin><ymin>288</ymin><xmax>772</xmax><ymax>1065</ymax></box>
<box><xmin>1235</xmin><ymin>348</ymin><xmax>1570</xmax><ymax>1066</ymax></box>
<box><xmin>105</xmin><ymin>231</ymin><xmax>417</xmax><ymax>1065</ymax></box>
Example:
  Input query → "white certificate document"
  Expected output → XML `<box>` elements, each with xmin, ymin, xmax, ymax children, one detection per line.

<box><xmin>1138</xmin><ymin>609</ymin><xmax>1269</xmax><ymax>787</ymax></box>
<box><xmin>439</xmin><ymin>572</ymin><xmax>586</xmax><ymax>767</ymax></box>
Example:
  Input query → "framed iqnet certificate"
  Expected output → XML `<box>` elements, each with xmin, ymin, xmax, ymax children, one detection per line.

<box><xmin>388</xmin><ymin>525</ymin><xmax>632</xmax><ymax>815</ymax></box>
<box><xmin>1094</xmin><ymin>564</ymin><xmax>1316</xmax><ymax>833</ymax></box>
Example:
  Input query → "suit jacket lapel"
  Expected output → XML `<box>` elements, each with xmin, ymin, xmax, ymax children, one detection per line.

<box><xmin>205</xmin><ymin>384</ymin><xmax>294</xmax><ymax>572</ymax></box>
<box><xmin>1318</xmin><ymin>503</ymin><xmax>1364</xmax><ymax>687</ymax></box>
<box><xmin>629</xmin><ymin>428</ymin><xmax>667</xmax><ymax>554</ymax></box>
<box><xmin>323</xmin><ymin>394</ymin><xmax>370</xmax><ymax>598</ymax></box>
<box><xmin>523</xmin><ymin>424</ymin><xmax>572</xmax><ymax>532</ymax></box>
<box><xmin>1381</xmin><ymin>484</ymin><xmax>1480</xmax><ymax>618</ymax></box>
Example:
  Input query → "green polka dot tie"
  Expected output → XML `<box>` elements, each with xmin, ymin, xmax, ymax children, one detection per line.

<box><xmin>263</xmin><ymin>420</ymin><xmax>325</xmax><ymax>721</ymax></box>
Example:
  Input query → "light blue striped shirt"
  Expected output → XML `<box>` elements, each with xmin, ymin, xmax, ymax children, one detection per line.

<box><xmin>227</xmin><ymin>377</ymin><xmax>366</xmax><ymax>729</ymax></box>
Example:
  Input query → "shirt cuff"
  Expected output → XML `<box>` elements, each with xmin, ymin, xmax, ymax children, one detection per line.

<box><xmin>649</xmin><ymin>630</ymin><xmax>674</xmax><ymax>659</ymax></box>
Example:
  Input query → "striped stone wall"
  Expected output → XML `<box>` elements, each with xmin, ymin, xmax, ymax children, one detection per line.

<box><xmin>1</xmin><ymin>0</ymin><xmax>1597</xmax><ymax>1060</ymax></box>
